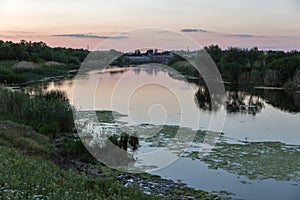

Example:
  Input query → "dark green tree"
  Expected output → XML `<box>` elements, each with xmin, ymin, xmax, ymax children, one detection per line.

<box><xmin>220</xmin><ymin>47</ymin><xmax>248</xmax><ymax>83</ymax></box>
<box><xmin>204</xmin><ymin>45</ymin><xmax>223</xmax><ymax>70</ymax></box>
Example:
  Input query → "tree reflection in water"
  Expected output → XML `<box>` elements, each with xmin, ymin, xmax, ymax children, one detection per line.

<box><xmin>195</xmin><ymin>81</ymin><xmax>265</xmax><ymax>115</ymax></box>
<box><xmin>224</xmin><ymin>88</ymin><xmax>264</xmax><ymax>115</ymax></box>
<box><xmin>194</xmin><ymin>78</ymin><xmax>224</xmax><ymax>112</ymax></box>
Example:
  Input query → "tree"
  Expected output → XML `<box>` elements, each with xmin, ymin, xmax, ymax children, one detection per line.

<box><xmin>220</xmin><ymin>47</ymin><xmax>247</xmax><ymax>83</ymax></box>
<box><xmin>204</xmin><ymin>45</ymin><xmax>223</xmax><ymax>69</ymax></box>
<box><xmin>0</xmin><ymin>42</ymin><xmax>13</xmax><ymax>60</ymax></box>
<box><xmin>248</xmin><ymin>47</ymin><xmax>262</xmax><ymax>67</ymax></box>
<box><xmin>0</xmin><ymin>40</ymin><xmax>89</xmax><ymax>64</ymax></box>
<box><xmin>265</xmin><ymin>56</ymin><xmax>300</xmax><ymax>84</ymax></box>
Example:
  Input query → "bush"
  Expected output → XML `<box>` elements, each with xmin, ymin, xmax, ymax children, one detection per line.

<box><xmin>283</xmin><ymin>69</ymin><xmax>300</xmax><ymax>90</ymax></box>
<box><xmin>263</xmin><ymin>69</ymin><xmax>280</xmax><ymax>86</ymax></box>
<box><xmin>58</xmin><ymin>136</ymin><xmax>96</xmax><ymax>163</ymax></box>
<box><xmin>39</xmin><ymin>123</ymin><xmax>59</xmax><ymax>140</ymax></box>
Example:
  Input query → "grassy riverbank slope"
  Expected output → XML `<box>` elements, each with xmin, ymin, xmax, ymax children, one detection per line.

<box><xmin>0</xmin><ymin>121</ymin><xmax>161</xmax><ymax>200</ymax></box>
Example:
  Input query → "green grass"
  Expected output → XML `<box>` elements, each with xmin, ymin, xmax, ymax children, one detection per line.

<box><xmin>0</xmin><ymin>120</ymin><xmax>161</xmax><ymax>199</ymax></box>
<box><xmin>0</xmin><ymin>121</ymin><xmax>55</xmax><ymax>156</ymax></box>
<box><xmin>0</xmin><ymin>145</ymin><xmax>162</xmax><ymax>200</ymax></box>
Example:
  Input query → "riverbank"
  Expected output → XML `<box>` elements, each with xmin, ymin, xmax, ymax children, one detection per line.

<box><xmin>0</xmin><ymin>60</ymin><xmax>78</xmax><ymax>86</ymax></box>
<box><xmin>2</xmin><ymin>65</ymin><xmax>299</xmax><ymax>199</ymax></box>
<box><xmin>0</xmin><ymin>88</ymin><xmax>229</xmax><ymax>199</ymax></box>
<box><xmin>0</xmin><ymin>120</ymin><xmax>229</xmax><ymax>199</ymax></box>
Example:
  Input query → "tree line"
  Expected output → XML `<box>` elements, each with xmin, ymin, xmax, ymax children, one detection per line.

<box><xmin>0</xmin><ymin>40</ymin><xmax>89</xmax><ymax>65</ymax></box>
<box><xmin>1</xmin><ymin>40</ymin><xmax>299</xmax><ymax>89</ymax></box>
<box><xmin>203</xmin><ymin>45</ymin><xmax>300</xmax><ymax>88</ymax></box>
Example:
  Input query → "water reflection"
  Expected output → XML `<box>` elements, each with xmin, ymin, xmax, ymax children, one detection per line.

<box><xmin>224</xmin><ymin>89</ymin><xmax>264</xmax><ymax>115</ymax></box>
<box><xmin>256</xmin><ymin>89</ymin><xmax>300</xmax><ymax>113</ymax></box>
<box><xmin>23</xmin><ymin>67</ymin><xmax>300</xmax><ymax>114</ymax></box>
<box><xmin>107</xmin><ymin>67</ymin><xmax>130</xmax><ymax>76</ymax></box>
<box><xmin>228</xmin><ymin>85</ymin><xmax>300</xmax><ymax>113</ymax></box>
<box><xmin>194</xmin><ymin>79</ymin><xmax>223</xmax><ymax>112</ymax></box>
<box><xmin>194</xmin><ymin>81</ymin><xmax>300</xmax><ymax>114</ymax></box>
<box><xmin>195</xmin><ymin>82</ymin><xmax>265</xmax><ymax>115</ymax></box>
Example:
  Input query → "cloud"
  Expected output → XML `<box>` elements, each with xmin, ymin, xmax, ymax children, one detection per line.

<box><xmin>52</xmin><ymin>34</ymin><xmax>128</xmax><ymax>39</ymax></box>
<box><xmin>157</xmin><ymin>30</ymin><xmax>182</xmax><ymax>36</ymax></box>
<box><xmin>181</xmin><ymin>29</ymin><xmax>209</xmax><ymax>33</ymax></box>
<box><xmin>180</xmin><ymin>28</ymin><xmax>265</xmax><ymax>38</ymax></box>
<box><xmin>228</xmin><ymin>34</ymin><xmax>263</xmax><ymax>38</ymax></box>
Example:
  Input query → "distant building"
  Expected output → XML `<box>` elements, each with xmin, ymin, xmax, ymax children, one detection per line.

<box><xmin>125</xmin><ymin>55</ymin><xmax>150</xmax><ymax>63</ymax></box>
<box><xmin>124</xmin><ymin>49</ymin><xmax>174</xmax><ymax>63</ymax></box>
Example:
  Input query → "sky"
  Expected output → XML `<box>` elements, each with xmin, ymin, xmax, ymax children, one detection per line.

<box><xmin>0</xmin><ymin>0</ymin><xmax>300</xmax><ymax>50</ymax></box>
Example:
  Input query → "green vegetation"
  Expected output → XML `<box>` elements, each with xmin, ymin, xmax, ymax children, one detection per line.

<box><xmin>167</xmin><ymin>45</ymin><xmax>300</xmax><ymax>90</ymax></box>
<box><xmin>96</xmin><ymin>110</ymin><xmax>127</xmax><ymax>123</ymax></box>
<box><xmin>0</xmin><ymin>121</ymin><xmax>55</xmax><ymax>156</ymax></box>
<box><xmin>0</xmin><ymin>61</ymin><xmax>71</xmax><ymax>84</ymax></box>
<box><xmin>0</xmin><ymin>145</ymin><xmax>162</xmax><ymax>200</ymax></box>
<box><xmin>108</xmin><ymin>132</ymin><xmax>139</xmax><ymax>151</ymax></box>
<box><xmin>55</xmin><ymin>134</ymin><xmax>97</xmax><ymax>164</ymax></box>
<box><xmin>187</xmin><ymin>141</ymin><xmax>300</xmax><ymax>182</ymax></box>
<box><xmin>0</xmin><ymin>40</ymin><xmax>88</xmax><ymax>65</ymax></box>
<box><xmin>208</xmin><ymin>46</ymin><xmax>300</xmax><ymax>88</ymax></box>
<box><xmin>0</xmin><ymin>40</ymin><xmax>89</xmax><ymax>84</ymax></box>
<box><xmin>1</xmin><ymin>40</ymin><xmax>299</xmax><ymax>90</ymax></box>
<box><xmin>0</xmin><ymin>88</ymin><xmax>73</xmax><ymax>139</ymax></box>
<box><xmin>169</xmin><ymin>187</ymin><xmax>225</xmax><ymax>200</ymax></box>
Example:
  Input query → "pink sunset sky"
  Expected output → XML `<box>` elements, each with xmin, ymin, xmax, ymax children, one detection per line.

<box><xmin>0</xmin><ymin>0</ymin><xmax>300</xmax><ymax>51</ymax></box>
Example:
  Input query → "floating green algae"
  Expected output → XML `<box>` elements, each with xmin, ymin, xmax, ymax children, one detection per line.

<box><xmin>187</xmin><ymin>141</ymin><xmax>300</xmax><ymax>182</ymax></box>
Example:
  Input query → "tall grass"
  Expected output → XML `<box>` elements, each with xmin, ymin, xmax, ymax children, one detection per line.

<box><xmin>0</xmin><ymin>60</ymin><xmax>69</xmax><ymax>84</ymax></box>
<box><xmin>0</xmin><ymin>88</ymin><xmax>73</xmax><ymax>139</ymax></box>
<box><xmin>13</xmin><ymin>65</ymin><xmax>68</xmax><ymax>77</ymax></box>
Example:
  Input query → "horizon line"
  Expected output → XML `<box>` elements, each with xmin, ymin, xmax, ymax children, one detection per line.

<box><xmin>0</xmin><ymin>39</ymin><xmax>299</xmax><ymax>52</ymax></box>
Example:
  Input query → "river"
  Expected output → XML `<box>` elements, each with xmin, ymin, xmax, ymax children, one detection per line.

<box><xmin>25</xmin><ymin>66</ymin><xmax>300</xmax><ymax>200</ymax></box>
